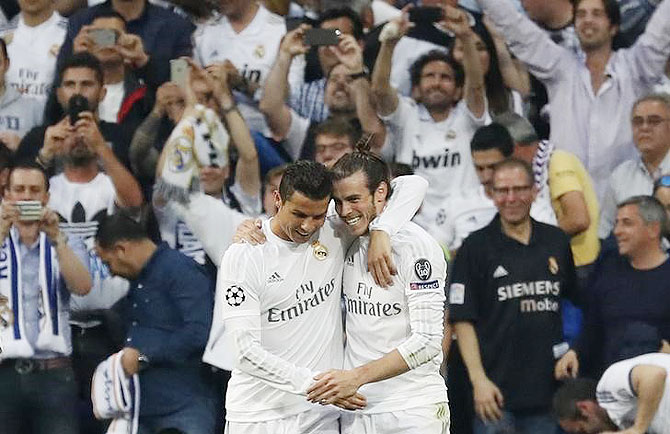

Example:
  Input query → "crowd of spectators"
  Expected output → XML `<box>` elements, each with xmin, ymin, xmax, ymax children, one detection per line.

<box><xmin>0</xmin><ymin>0</ymin><xmax>669</xmax><ymax>433</ymax></box>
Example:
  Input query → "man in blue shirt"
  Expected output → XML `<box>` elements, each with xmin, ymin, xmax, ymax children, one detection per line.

<box><xmin>556</xmin><ymin>195</ymin><xmax>670</xmax><ymax>379</ymax></box>
<box><xmin>94</xmin><ymin>213</ymin><xmax>217</xmax><ymax>434</ymax></box>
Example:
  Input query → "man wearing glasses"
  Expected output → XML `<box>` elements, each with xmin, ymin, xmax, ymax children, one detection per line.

<box><xmin>599</xmin><ymin>93</ymin><xmax>670</xmax><ymax>238</ymax></box>
<box><xmin>449</xmin><ymin>158</ymin><xmax>579</xmax><ymax>434</ymax></box>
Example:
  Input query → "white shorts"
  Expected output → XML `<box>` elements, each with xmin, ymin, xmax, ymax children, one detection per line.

<box><xmin>224</xmin><ymin>406</ymin><xmax>340</xmax><ymax>434</ymax></box>
<box><xmin>341</xmin><ymin>402</ymin><xmax>450</xmax><ymax>434</ymax></box>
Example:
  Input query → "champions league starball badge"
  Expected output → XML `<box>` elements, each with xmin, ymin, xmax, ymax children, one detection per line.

<box><xmin>312</xmin><ymin>241</ymin><xmax>329</xmax><ymax>261</ymax></box>
<box><xmin>225</xmin><ymin>285</ymin><xmax>246</xmax><ymax>307</ymax></box>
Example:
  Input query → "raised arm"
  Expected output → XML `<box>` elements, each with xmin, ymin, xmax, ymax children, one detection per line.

<box><xmin>371</xmin><ymin>16</ymin><xmax>411</xmax><ymax>117</ymax></box>
<box><xmin>76</xmin><ymin>112</ymin><xmax>143</xmax><ymax>208</ymax></box>
<box><xmin>475</xmin><ymin>0</ymin><xmax>567</xmax><ymax>82</ymax></box>
<box><xmin>443</xmin><ymin>5</ymin><xmax>486</xmax><ymax>118</ymax></box>
<box><xmin>206</xmin><ymin>63</ymin><xmax>261</xmax><ymax>198</ymax></box>
<box><xmin>259</xmin><ymin>25</ymin><xmax>310</xmax><ymax>140</ymax></box>
<box><xmin>625</xmin><ymin>0</ymin><xmax>670</xmax><ymax>86</ymax></box>
<box><xmin>483</xmin><ymin>16</ymin><xmax>531</xmax><ymax>98</ymax></box>
<box><xmin>332</xmin><ymin>34</ymin><xmax>386</xmax><ymax>153</ymax></box>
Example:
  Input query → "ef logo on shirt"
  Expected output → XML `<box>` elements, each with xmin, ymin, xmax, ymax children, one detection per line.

<box><xmin>226</xmin><ymin>285</ymin><xmax>246</xmax><ymax>307</ymax></box>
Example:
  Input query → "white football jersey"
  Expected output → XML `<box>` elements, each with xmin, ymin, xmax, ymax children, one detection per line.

<box><xmin>383</xmin><ymin>98</ymin><xmax>486</xmax><ymax>230</ymax></box>
<box><xmin>193</xmin><ymin>6</ymin><xmax>304</xmax><ymax>132</ymax></box>
<box><xmin>217</xmin><ymin>218</ymin><xmax>347</xmax><ymax>422</ymax></box>
<box><xmin>49</xmin><ymin>173</ymin><xmax>129</xmax><ymax>313</ymax></box>
<box><xmin>3</xmin><ymin>12</ymin><xmax>67</xmax><ymax>103</ymax></box>
<box><xmin>343</xmin><ymin>222</ymin><xmax>448</xmax><ymax>413</ymax></box>
<box><xmin>597</xmin><ymin>353</ymin><xmax>670</xmax><ymax>434</ymax></box>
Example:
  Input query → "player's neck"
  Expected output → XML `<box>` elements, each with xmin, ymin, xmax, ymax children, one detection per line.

<box><xmin>22</xmin><ymin>8</ymin><xmax>54</xmax><ymax>27</ymax></box>
<box><xmin>228</xmin><ymin>3</ymin><xmax>259</xmax><ymax>33</ymax></box>
<box><xmin>64</xmin><ymin>161</ymin><xmax>100</xmax><ymax>184</ymax></box>
<box><xmin>629</xmin><ymin>244</ymin><xmax>668</xmax><ymax>270</ymax></box>
<box><xmin>584</xmin><ymin>44</ymin><xmax>612</xmax><ymax>69</ymax></box>
<box><xmin>428</xmin><ymin>106</ymin><xmax>452</xmax><ymax>123</ymax></box>
<box><xmin>112</xmin><ymin>0</ymin><xmax>146</xmax><ymax>22</ymax></box>
<box><xmin>269</xmin><ymin>218</ymin><xmax>290</xmax><ymax>242</ymax></box>
<box><xmin>501</xmin><ymin>218</ymin><xmax>532</xmax><ymax>245</ymax></box>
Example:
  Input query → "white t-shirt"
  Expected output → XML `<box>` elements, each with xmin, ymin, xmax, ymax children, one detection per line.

<box><xmin>343</xmin><ymin>222</ymin><xmax>448</xmax><ymax>413</ymax></box>
<box><xmin>597</xmin><ymin>353</ymin><xmax>670</xmax><ymax>434</ymax></box>
<box><xmin>427</xmin><ymin>185</ymin><xmax>557</xmax><ymax>252</ymax></box>
<box><xmin>193</xmin><ymin>6</ymin><xmax>304</xmax><ymax>132</ymax></box>
<box><xmin>216</xmin><ymin>218</ymin><xmax>347</xmax><ymax>422</ymax></box>
<box><xmin>2</xmin><ymin>12</ymin><xmax>67</xmax><ymax>103</ymax></box>
<box><xmin>98</xmin><ymin>81</ymin><xmax>125</xmax><ymax>124</ymax></box>
<box><xmin>48</xmin><ymin>173</ymin><xmax>129</xmax><ymax>313</ymax></box>
<box><xmin>203</xmin><ymin>175</ymin><xmax>428</xmax><ymax>421</ymax></box>
<box><xmin>382</xmin><ymin>97</ymin><xmax>486</xmax><ymax>230</ymax></box>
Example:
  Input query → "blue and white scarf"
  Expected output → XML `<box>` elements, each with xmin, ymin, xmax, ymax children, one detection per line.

<box><xmin>0</xmin><ymin>228</ymin><xmax>66</xmax><ymax>360</ymax></box>
<box><xmin>92</xmin><ymin>350</ymin><xmax>140</xmax><ymax>434</ymax></box>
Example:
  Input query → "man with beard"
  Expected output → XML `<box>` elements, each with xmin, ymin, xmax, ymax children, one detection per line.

<box><xmin>473</xmin><ymin>0</ymin><xmax>670</xmax><ymax>200</ymax></box>
<box><xmin>17</xmin><ymin>53</ymin><xmax>134</xmax><ymax>171</ymax></box>
<box><xmin>19</xmin><ymin>52</ymin><xmax>142</xmax><ymax>433</ymax></box>
<box><xmin>260</xmin><ymin>23</ymin><xmax>385</xmax><ymax>160</ymax></box>
<box><xmin>371</xmin><ymin>5</ymin><xmax>486</xmax><ymax>229</ymax></box>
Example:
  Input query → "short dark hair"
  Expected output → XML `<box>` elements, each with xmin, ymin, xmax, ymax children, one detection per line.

<box><xmin>574</xmin><ymin>0</ymin><xmax>621</xmax><ymax>27</ymax></box>
<box><xmin>331</xmin><ymin>137</ymin><xmax>392</xmax><ymax>199</ymax></box>
<box><xmin>278</xmin><ymin>160</ymin><xmax>333</xmax><ymax>202</ymax></box>
<box><xmin>95</xmin><ymin>212</ymin><xmax>148</xmax><ymax>249</ymax></box>
<box><xmin>552</xmin><ymin>378</ymin><xmax>598</xmax><ymax>421</ymax></box>
<box><xmin>410</xmin><ymin>50</ymin><xmax>464</xmax><ymax>89</ymax></box>
<box><xmin>90</xmin><ymin>9</ymin><xmax>127</xmax><ymax>25</ymax></box>
<box><xmin>0</xmin><ymin>140</ymin><xmax>13</xmax><ymax>171</ymax></box>
<box><xmin>58</xmin><ymin>52</ymin><xmax>104</xmax><ymax>87</ymax></box>
<box><xmin>7</xmin><ymin>160</ymin><xmax>49</xmax><ymax>191</ymax></box>
<box><xmin>318</xmin><ymin>7</ymin><xmax>364</xmax><ymax>41</ymax></box>
<box><xmin>493</xmin><ymin>157</ymin><xmax>534</xmax><ymax>185</ymax></box>
<box><xmin>312</xmin><ymin>117</ymin><xmax>359</xmax><ymax>148</ymax></box>
<box><xmin>471</xmin><ymin>123</ymin><xmax>515</xmax><ymax>156</ymax></box>
<box><xmin>264</xmin><ymin>164</ymin><xmax>288</xmax><ymax>187</ymax></box>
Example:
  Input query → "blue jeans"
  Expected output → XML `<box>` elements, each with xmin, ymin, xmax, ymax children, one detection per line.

<box><xmin>0</xmin><ymin>363</ymin><xmax>79</xmax><ymax>434</ymax></box>
<box><xmin>137</xmin><ymin>396</ymin><xmax>217</xmax><ymax>434</ymax></box>
<box><xmin>473</xmin><ymin>410</ymin><xmax>558</xmax><ymax>434</ymax></box>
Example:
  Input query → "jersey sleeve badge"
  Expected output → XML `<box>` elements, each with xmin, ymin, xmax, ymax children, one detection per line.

<box><xmin>414</xmin><ymin>258</ymin><xmax>432</xmax><ymax>281</ymax></box>
<box><xmin>225</xmin><ymin>285</ymin><xmax>246</xmax><ymax>307</ymax></box>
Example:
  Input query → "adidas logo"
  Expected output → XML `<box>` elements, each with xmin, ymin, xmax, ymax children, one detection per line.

<box><xmin>493</xmin><ymin>265</ymin><xmax>509</xmax><ymax>278</ymax></box>
<box><xmin>267</xmin><ymin>272</ymin><xmax>283</xmax><ymax>284</ymax></box>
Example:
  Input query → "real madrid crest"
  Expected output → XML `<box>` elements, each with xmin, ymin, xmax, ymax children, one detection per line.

<box><xmin>0</xmin><ymin>295</ymin><xmax>13</xmax><ymax>328</ymax></box>
<box><xmin>446</xmin><ymin>130</ymin><xmax>457</xmax><ymax>140</ymax></box>
<box><xmin>312</xmin><ymin>241</ymin><xmax>328</xmax><ymax>261</ymax></box>
<box><xmin>548</xmin><ymin>256</ymin><xmax>559</xmax><ymax>275</ymax></box>
<box><xmin>254</xmin><ymin>45</ymin><xmax>266</xmax><ymax>59</ymax></box>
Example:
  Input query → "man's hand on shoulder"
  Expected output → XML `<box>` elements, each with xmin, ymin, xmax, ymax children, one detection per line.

<box><xmin>233</xmin><ymin>218</ymin><xmax>265</xmax><ymax>245</ymax></box>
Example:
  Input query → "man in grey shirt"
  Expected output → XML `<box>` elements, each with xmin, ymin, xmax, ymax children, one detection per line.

<box><xmin>599</xmin><ymin>93</ymin><xmax>670</xmax><ymax>238</ymax></box>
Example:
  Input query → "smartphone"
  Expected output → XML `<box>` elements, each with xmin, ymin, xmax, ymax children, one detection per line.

<box><xmin>68</xmin><ymin>95</ymin><xmax>89</xmax><ymax>125</ymax></box>
<box><xmin>16</xmin><ymin>201</ymin><xmax>43</xmax><ymax>221</ymax></box>
<box><xmin>170</xmin><ymin>59</ymin><xmax>189</xmax><ymax>89</ymax></box>
<box><xmin>90</xmin><ymin>28</ymin><xmax>117</xmax><ymax>47</ymax></box>
<box><xmin>304</xmin><ymin>28</ymin><xmax>341</xmax><ymax>46</ymax></box>
<box><xmin>409</xmin><ymin>6</ymin><xmax>444</xmax><ymax>23</ymax></box>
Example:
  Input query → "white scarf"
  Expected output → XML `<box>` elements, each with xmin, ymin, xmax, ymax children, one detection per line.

<box><xmin>0</xmin><ymin>228</ymin><xmax>66</xmax><ymax>360</ymax></box>
<box><xmin>92</xmin><ymin>350</ymin><xmax>140</xmax><ymax>434</ymax></box>
<box><xmin>156</xmin><ymin>104</ymin><xmax>230</xmax><ymax>204</ymax></box>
